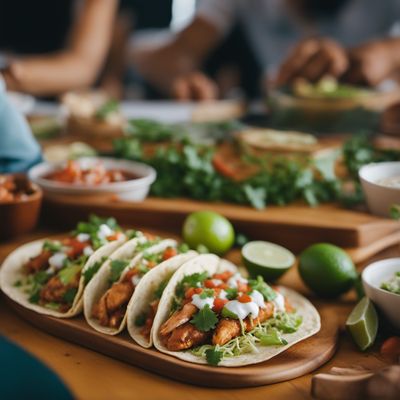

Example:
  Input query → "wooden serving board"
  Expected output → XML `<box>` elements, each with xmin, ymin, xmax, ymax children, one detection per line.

<box><xmin>5</xmin><ymin>297</ymin><xmax>338</xmax><ymax>388</ymax></box>
<box><xmin>43</xmin><ymin>195</ymin><xmax>400</xmax><ymax>262</ymax></box>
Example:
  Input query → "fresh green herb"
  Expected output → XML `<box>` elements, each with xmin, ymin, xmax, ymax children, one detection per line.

<box><xmin>177</xmin><ymin>243</ymin><xmax>190</xmax><ymax>253</ymax></box>
<box><xmin>136</xmin><ymin>239</ymin><xmax>160</xmax><ymax>253</ymax></box>
<box><xmin>256</xmin><ymin>328</ymin><xmax>288</xmax><ymax>346</ymax></box>
<box><xmin>109</xmin><ymin>259</ymin><xmax>129</xmax><ymax>284</ymax></box>
<box><xmin>175</xmin><ymin>272</ymin><xmax>208</xmax><ymax>298</ymax></box>
<box><xmin>154</xmin><ymin>278</ymin><xmax>169</xmax><ymax>299</ymax></box>
<box><xmin>248</xmin><ymin>276</ymin><xmax>277</xmax><ymax>301</ymax></box>
<box><xmin>62</xmin><ymin>287</ymin><xmax>78</xmax><ymax>305</ymax></box>
<box><xmin>225</xmin><ymin>287</ymin><xmax>238</xmax><ymax>300</ymax></box>
<box><xmin>170</xmin><ymin>297</ymin><xmax>181</xmax><ymax>313</ymax></box>
<box><xmin>126</xmin><ymin>229</ymin><xmax>143</xmax><ymax>239</ymax></box>
<box><xmin>73</xmin><ymin>215</ymin><xmax>120</xmax><ymax>249</ymax></box>
<box><xmin>43</xmin><ymin>240</ymin><xmax>62</xmax><ymax>253</ymax></box>
<box><xmin>200</xmin><ymin>289</ymin><xmax>214</xmax><ymax>299</ymax></box>
<box><xmin>137</xmin><ymin>263</ymin><xmax>150</xmax><ymax>275</ymax></box>
<box><xmin>83</xmin><ymin>257</ymin><xmax>107</xmax><ymax>284</ymax></box>
<box><xmin>29</xmin><ymin>290</ymin><xmax>41</xmax><ymax>304</ymax></box>
<box><xmin>34</xmin><ymin>271</ymin><xmax>51</xmax><ymax>285</ymax></box>
<box><xmin>143</xmin><ymin>252</ymin><xmax>161</xmax><ymax>262</ymax></box>
<box><xmin>13</xmin><ymin>280</ymin><xmax>22</xmax><ymax>287</ymax></box>
<box><xmin>190</xmin><ymin>305</ymin><xmax>218</xmax><ymax>332</ymax></box>
<box><xmin>205</xmin><ymin>348</ymin><xmax>223</xmax><ymax>366</ymax></box>
<box><xmin>135</xmin><ymin>312</ymin><xmax>147</xmax><ymax>327</ymax></box>
<box><xmin>95</xmin><ymin>100</ymin><xmax>120</xmax><ymax>121</ymax></box>
<box><xmin>390</xmin><ymin>204</ymin><xmax>400</xmax><ymax>220</ymax></box>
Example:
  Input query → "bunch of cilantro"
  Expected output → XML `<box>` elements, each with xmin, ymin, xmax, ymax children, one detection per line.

<box><xmin>113</xmin><ymin>120</ymin><xmax>341</xmax><ymax>209</ymax></box>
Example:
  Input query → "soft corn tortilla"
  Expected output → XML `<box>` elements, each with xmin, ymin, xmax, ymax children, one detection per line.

<box><xmin>127</xmin><ymin>251</ymin><xmax>198</xmax><ymax>348</ymax></box>
<box><xmin>0</xmin><ymin>237</ymin><xmax>125</xmax><ymax>318</ymax></box>
<box><xmin>84</xmin><ymin>238</ymin><xmax>177</xmax><ymax>335</ymax></box>
<box><xmin>153</xmin><ymin>258</ymin><xmax>321</xmax><ymax>367</ymax></box>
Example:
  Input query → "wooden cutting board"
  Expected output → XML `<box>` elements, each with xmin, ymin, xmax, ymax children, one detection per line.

<box><xmin>5</xmin><ymin>298</ymin><xmax>338</xmax><ymax>388</ymax></box>
<box><xmin>43</xmin><ymin>195</ymin><xmax>400</xmax><ymax>262</ymax></box>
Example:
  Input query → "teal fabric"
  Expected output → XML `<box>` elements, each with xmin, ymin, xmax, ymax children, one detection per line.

<box><xmin>0</xmin><ymin>336</ymin><xmax>73</xmax><ymax>400</ymax></box>
<box><xmin>0</xmin><ymin>88</ymin><xmax>42</xmax><ymax>173</ymax></box>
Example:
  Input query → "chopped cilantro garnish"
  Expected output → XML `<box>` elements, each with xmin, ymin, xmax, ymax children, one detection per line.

<box><xmin>29</xmin><ymin>290</ymin><xmax>41</xmax><ymax>304</ymax></box>
<box><xmin>62</xmin><ymin>287</ymin><xmax>78</xmax><ymax>305</ymax></box>
<box><xmin>199</xmin><ymin>289</ymin><xmax>214</xmax><ymax>299</ymax></box>
<box><xmin>154</xmin><ymin>278</ymin><xmax>169</xmax><ymax>299</ymax></box>
<box><xmin>83</xmin><ymin>257</ymin><xmax>107</xmax><ymax>284</ymax></box>
<box><xmin>109</xmin><ymin>259</ymin><xmax>129</xmax><ymax>283</ymax></box>
<box><xmin>205</xmin><ymin>348</ymin><xmax>223</xmax><ymax>366</ymax></box>
<box><xmin>224</xmin><ymin>287</ymin><xmax>238</xmax><ymax>300</ymax></box>
<box><xmin>43</xmin><ymin>240</ymin><xmax>62</xmax><ymax>253</ymax></box>
<box><xmin>134</xmin><ymin>313</ymin><xmax>147</xmax><ymax>327</ymax></box>
<box><xmin>190</xmin><ymin>304</ymin><xmax>218</xmax><ymax>332</ymax></box>
<box><xmin>177</xmin><ymin>243</ymin><xmax>190</xmax><ymax>253</ymax></box>
<box><xmin>13</xmin><ymin>280</ymin><xmax>22</xmax><ymax>287</ymax></box>
<box><xmin>137</xmin><ymin>263</ymin><xmax>150</xmax><ymax>275</ymax></box>
<box><xmin>73</xmin><ymin>215</ymin><xmax>121</xmax><ymax>249</ymax></box>
<box><xmin>34</xmin><ymin>271</ymin><xmax>51</xmax><ymax>285</ymax></box>
<box><xmin>175</xmin><ymin>272</ymin><xmax>208</xmax><ymax>298</ymax></box>
<box><xmin>249</xmin><ymin>276</ymin><xmax>277</xmax><ymax>301</ymax></box>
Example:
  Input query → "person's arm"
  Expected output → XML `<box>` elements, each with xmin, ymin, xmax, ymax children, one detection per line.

<box><xmin>345</xmin><ymin>38</ymin><xmax>400</xmax><ymax>86</ymax></box>
<box><xmin>276</xmin><ymin>37</ymin><xmax>348</xmax><ymax>86</ymax></box>
<box><xmin>100</xmin><ymin>11</ymin><xmax>133</xmax><ymax>99</ymax></box>
<box><xmin>2</xmin><ymin>0</ymin><xmax>118</xmax><ymax>96</ymax></box>
<box><xmin>132</xmin><ymin>0</ymin><xmax>236</xmax><ymax>99</ymax></box>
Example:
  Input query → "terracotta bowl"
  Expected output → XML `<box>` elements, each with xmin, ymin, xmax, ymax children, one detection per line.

<box><xmin>0</xmin><ymin>175</ymin><xmax>42</xmax><ymax>241</ymax></box>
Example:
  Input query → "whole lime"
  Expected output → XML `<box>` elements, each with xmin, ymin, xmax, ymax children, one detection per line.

<box><xmin>299</xmin><ymin>243</ymin><xmax>357</xmax><ymax>298</ymax></box>
<box><xmin>182</xmin><ymin>211</ymin><xmax>235</xmax><ymax>255</ymax></box>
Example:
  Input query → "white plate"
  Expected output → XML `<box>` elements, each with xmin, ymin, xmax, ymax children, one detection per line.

<box><xmin>28</xmin><ymin>157</ymin><xmax>156</xmax><ymax>201</ymax></box>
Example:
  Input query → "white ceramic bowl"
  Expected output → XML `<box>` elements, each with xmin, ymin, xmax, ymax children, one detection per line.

<box><xmin>359</xmin><ymin>162</ymin><xmax>400</xmax><ymax>217</ymax></box>
<box><xmin>28</xmin><ymin>157</ymin><xmax>156</xmax><ymax>201</ymax></box>
<box><xmin>362</xmin><ymin>258</ymin><xmax>400</xmax><ymax>330</ymax></box>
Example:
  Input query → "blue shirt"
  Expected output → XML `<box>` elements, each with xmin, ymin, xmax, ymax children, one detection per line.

<box><xmin>0</xmin><ymin>87</ymin><xmax>42</xmax><ymax>173</ymax></box>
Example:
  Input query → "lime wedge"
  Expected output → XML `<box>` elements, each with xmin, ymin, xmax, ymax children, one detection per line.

<box><xmin>346</xmin><ymin>297</ymin><xmax>378</xmax><ymax>351</ymax></box>
<box><xmin>242</xmin><ymin>241</ymin><xmax>295</xmax><ymax>281</ymax></box>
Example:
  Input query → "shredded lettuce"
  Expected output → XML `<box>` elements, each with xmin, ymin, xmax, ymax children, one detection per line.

<box><xmin>191</xmin><ymin>311</ymin><xmax>302</xmax><ymax>365</ymax></box>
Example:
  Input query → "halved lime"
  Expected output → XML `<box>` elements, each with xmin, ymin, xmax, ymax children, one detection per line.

<box><xmin>346</xmin><ymin>297</ymin><xmax>378</xmax><ymax>351</ymax></box>
<box><xmin>242</xmin><ymin>241</ymin><xmax>295</xmax><ymax>281</ymax></box>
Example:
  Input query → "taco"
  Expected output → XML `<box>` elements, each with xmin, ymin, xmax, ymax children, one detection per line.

<box><xmin>152</xmin><ymin>254</ymin><xmax>320</xmax><ymax>366</ymax></box>
<box><xmin>127</xmin><ymin>250</ymin><xmax>198</xmax><ymax>348</ymax></box>
<box><xmin>84</xmin><ymin>238</ymin><xmax>191</xmax><ymax>335</ymax></box>
<box><xmin>0</xmin><ymin>215</ymin><xmax>126</xmax><ymax>317</ymax></box>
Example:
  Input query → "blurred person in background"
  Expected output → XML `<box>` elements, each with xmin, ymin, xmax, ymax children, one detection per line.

<box><xmin>100</xmin><ymin>0</ymin><xmax>261</xmax><ymax>100</ymax></box>
<box><xmin>132</xmin><ymin>0</ymin><xmax>400</xmax><ymax>100</ymax></box>
<box><xmin>0</xmin><ymin>0</ymin><xmax>117</xmax><ymax>96</ymax></box>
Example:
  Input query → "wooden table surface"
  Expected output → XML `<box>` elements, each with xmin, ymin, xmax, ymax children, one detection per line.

<box><xmin>0</xmin><ymin>228</ymin><xmax>397</xmax><ymax>400</ymax></box>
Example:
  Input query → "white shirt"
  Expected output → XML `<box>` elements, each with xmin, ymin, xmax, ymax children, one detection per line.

<box><xmin>197</xmin><ymin>0</ymin><xmax>400</xmax><ymax>76</ymax></box>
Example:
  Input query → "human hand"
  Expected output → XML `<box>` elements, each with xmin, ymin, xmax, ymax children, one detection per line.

<box><xmin>345</xmin><ymin>40</ymin><xmax>398</xmax><ymax>86</ymax></box>
<box><xmin>171</xmin><ymin>71</ymin><xmax>218</xmax><ymax>101</ymax></box>
<box><xmin>276</xmin><ymin>38</ymin><xmax>348</xmax><ymax>86</ymax></box>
